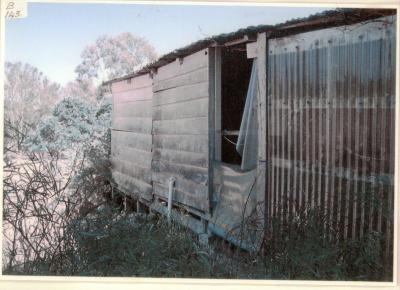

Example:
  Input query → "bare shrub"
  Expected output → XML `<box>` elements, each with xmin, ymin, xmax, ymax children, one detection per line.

<box><xmin>3</xmin><ymin>150</ymin><xmax>81</xmax><ymax>273</ymax></box>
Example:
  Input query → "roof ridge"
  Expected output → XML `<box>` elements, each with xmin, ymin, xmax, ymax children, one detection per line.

<box><xmin>104</xmin><ymin>8</ymin><xmax>396</xmax><ymax>85</ymax></box>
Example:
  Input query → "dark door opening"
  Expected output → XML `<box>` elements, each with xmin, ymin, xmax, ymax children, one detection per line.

<box><xmin>220</xmin><ymin>44</ymin><xmax>253</xmax><ymax>166</ymax></box>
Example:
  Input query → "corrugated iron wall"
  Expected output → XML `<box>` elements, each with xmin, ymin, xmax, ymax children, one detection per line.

<box><xmin>266</xmin><ymin>15</ymin><xmax>396</xmax><ymax>251</ymax></box>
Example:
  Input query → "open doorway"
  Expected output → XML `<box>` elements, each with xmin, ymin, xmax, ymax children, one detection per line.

<box><xmin>210</xmin><ymin>41</ymin><xmax>260</xmax><ymax>246</ymax></box>
<box><xmin>220</xmin><ymin>44</ymin><xmax>254</xmax><ymax>168</ymax></box>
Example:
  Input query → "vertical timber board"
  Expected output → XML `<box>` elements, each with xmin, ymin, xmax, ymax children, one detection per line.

<box><xmin>394</xmin><ymin>9</ymin><xmax>399</xmax><ymax>283</ymax></box>
<box><xmin>256</xmin><ymin>32</ymin><xmax>267</xmax><ymax>243</ymax></box>
<box><xmin>208</xmin><ymin>47</ymin><xmax>216</xmax><ymax>214</ymax></box>
<box><xmin>214</xmin><ymin>47</ymin><xmax>222</xmax><ymax>163</ymax></box>
<box><xmin>110</xmin><ymin>73</ymin><xmax>154</xmax><ymax>201</ymax></box>
<box><xmin>267</xmin><ymin>15</ymin><xmax>396</xmax><ymax>251</ymax></box>
<box><xmin>211</xmin><ymin>46</ymin><xmax>221</xmax><ymax>213</ymax></box>
<box><xmin>152</xmin><ymin>49</ymin><xmax>211</xmax><ymax>214</ymax></box>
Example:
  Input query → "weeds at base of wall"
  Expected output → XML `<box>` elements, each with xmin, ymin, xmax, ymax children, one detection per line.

<box><xmin>3</xmin><ymin>202</ymin><xmax>392</xmax><ymax>281</ymax></box>
<box><xmin>262</xmin><ymin>204</ymin><xmax>392</xmax><ymax>281</ymax></box>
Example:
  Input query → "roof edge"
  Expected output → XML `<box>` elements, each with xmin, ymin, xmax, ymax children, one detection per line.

<box><xmin>103</xmin><ymin>8</ymin><xmax>396</xmax><ymax>86</ymax></box>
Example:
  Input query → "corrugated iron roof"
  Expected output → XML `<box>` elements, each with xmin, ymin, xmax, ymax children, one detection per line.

<box><xmin>104</xmin><ymin>8</ymin><xmax>396</xmax><ymax>85</ymax></box>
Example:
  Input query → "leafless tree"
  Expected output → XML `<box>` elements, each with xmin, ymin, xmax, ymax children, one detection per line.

<box><xmin>2</xmin><ymin>127</ymin><xmax>108</xmax><ymax>274</ymax></box>
<box><xmin>75</xmin><ymin>33</ymin><xmax>157</xmax><ymax>84</ymax></box>
<box><xmin>4</xmin><ymin>62</ymin><xmax>60</xmax><ymax>150</ymax></box>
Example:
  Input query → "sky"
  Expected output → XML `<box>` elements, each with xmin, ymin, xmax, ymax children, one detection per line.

<box><xmin>5</xmin><ymin>2</ymin><xmax>327</xmax><ymax>85</ymax></box>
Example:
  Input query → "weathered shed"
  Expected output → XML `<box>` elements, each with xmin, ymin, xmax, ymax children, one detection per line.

<box><xmin>152</xmin><ymin>49</ymin><xmax>211</xmax><ymax>214</ymax></box>
<box><xmin>106</xmin><ymin>8</ymin><xmax>397</xmax><ymax>252</ymax></box>
<box><xmin>110</xmin><ymin>73</ymin><xmax>153</xmax><ymax>202</ymax></box>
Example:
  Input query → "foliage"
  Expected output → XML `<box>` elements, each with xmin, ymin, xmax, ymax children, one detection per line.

<box><xmin>4</xmin><ymin>62</ymin><xmax>61</xmax><ymax>150</ymax></box>
<box><xmin>2</xmin><ymin>150</ymin><xmax>83</xmax><ymax>273</ymax></box>
<box><xmin>262</xmin><ymin>205</ymin><xmax>391</xmax><ymax>281</ymax></box>
<box><xmin>61</xmin><ymin>78</ymin><xmax>112</xmax><ymax>103</ymax></box>
<box><xmin>3</xmin><ymin>30</ymin><xmax>160</xmax><ymax>278</ymax></box>
<box><xmin>68</xmin><ymin>208</ymin><xmax>212</xmax><ymax>277</ymax></box>
<box><xmin>3</xmin><ymin>97</ymin><xmax>113</xmax><ymax>273</ymax></box>
<box><xmin>72</xmin><ymin>99</ymin><xmax>112</xmax><ymax>203</ymax></box>
<box><xmin>3</xmin><ymin>204</ymin><xmax>211</xmax><ymax>277</ymax></box>
<box><xmin>25</xmin><ymin>96</ymin><xmax>112</xmax><ymax>210</ymax></box>
<box><xmin>61</xmin><ymin>79</ymin><xmax>98</xmax><ymax>104</ymax></box>
<box><xmin>3</xmin><ymin>197</ymin><xmax>392</xmax><ymax>280</ymax></box>
<box><xmin>75</xmin><ymin>33</ymin><xmax>157</xmax><ymax>84</ymax></box>
<box><xmin>23</xmin><ymin>97</ymin><xmax>110</xmax><ymax>154</ymax></box>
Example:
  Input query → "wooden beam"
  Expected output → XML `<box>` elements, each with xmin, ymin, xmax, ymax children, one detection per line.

<box><xmin>256</xmin><ymin>32</ymin><xmax>267</xmax><ymax>249</ymax></box>
<box><xmin>224</xmin><ymin>35</ymin><xmax>257</xmax><ymax>47</ymax></box>
<box><xmin>150</xmin><ymin>201</ymin><xmax>206</xmax><ymax>234</ymax></box>
<box><xmin>222</xmin><ymin>130</ymin><xmax>239</xmax><ymax>136</ymax></box>
<box><xmin>208</xmin><ymin>47</ymin><xmax>216</xmax><ymax>213</ymax></box>
<box><xmin>246</xmin><ymin>42</ymin><xmax>258</xmax><ymax>59</ymax></box>
<box><xmin>214</xmin><ymin>47</ymin><xmax>222</xmax><ymax>162</ymax></box>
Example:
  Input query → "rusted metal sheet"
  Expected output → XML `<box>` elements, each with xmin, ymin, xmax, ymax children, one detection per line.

<box><xmin>267</xmin><ymin>15</ymin><xmax>396</xmax><ymax>250</ymax></box>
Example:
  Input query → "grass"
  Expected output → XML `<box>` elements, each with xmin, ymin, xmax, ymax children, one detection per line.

<box><xmin>3</xmin><ymin>204</ymin><xmax>392</xmax><ymax>280</ymax></box>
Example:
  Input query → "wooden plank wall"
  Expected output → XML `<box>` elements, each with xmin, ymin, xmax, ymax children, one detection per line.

<box><xmin>152</xmin><ymin>49</ymin><xmax>211</xmax><ymax>214</ymax></box>
<box><xmin>267</xmin><ymin>16</ymin><xmax>396</xmax><ymax>253</ymax></box>
<box><xmin>111</xmin><ymin>73</ymin><xmax>153</xmax><ymax>201</ymax></box>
